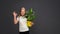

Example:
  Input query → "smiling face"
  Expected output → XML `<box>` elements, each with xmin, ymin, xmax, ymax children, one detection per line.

<box><xmin>20</xmin><ymin>7</ymin><xmax>26</xmax><ymax>16</ymax></box>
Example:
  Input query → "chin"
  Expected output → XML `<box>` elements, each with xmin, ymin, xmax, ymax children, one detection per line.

<box><xmin>21</xmin><ymin>15</ymin><xmax>24</xmax><ymax>16</ymax></box>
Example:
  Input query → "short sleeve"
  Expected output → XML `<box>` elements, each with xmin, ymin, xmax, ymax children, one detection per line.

<box><xmin>26</xmin><ymin>18</ymin><xmax>27</xmax><ymax>21</ymax></box>
<box><xmin>17</xmin><ymin>17</ymin><xmax>20</xmax><ymax>21</ymax></box>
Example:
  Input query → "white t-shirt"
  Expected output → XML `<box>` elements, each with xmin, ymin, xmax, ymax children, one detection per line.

<box><xmin>17</xmin><ymin>16</ymin><xmax>29</xmax><ymax>32</ymax></box>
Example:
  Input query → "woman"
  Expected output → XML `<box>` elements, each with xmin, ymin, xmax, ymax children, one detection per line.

<box><xmin>13</xmin><ymin>7</ymin><xmax>29</xmax><ymax>34</ymax></box>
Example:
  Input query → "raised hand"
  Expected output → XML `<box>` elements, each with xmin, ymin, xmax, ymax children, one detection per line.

<box><xmin>13</xmin><ymin>11</ymin><xmax>17</xmax><ymax>17</ymax></box>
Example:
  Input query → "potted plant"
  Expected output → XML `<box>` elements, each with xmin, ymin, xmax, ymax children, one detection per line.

<box><xmin>25</xmin><ymin>8</ymin><xmax>36</xmax><ymax>27</ymax></box>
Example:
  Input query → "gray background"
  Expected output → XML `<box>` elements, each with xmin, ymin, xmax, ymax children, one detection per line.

<box><xmin>0</xmin><ymin>0</ymin><xmax>60</xmax><ymax>34</ymax></box>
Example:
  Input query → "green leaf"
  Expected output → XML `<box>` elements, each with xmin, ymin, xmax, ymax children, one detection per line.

<box><xmin>26</xmin><ymin>8</ymin><xmax>36</xmax><ymax>21</ymax></box>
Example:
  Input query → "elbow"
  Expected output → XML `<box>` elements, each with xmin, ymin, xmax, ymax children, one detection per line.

<box><xmin>14</xmin><ymin>23</ymin><xmax>17</xmax><ymax>24</ymax></box>
<box><xmin>14</xmin><ymin>20</ymin><xmax>18</xmax><ymax>24</ymax></box>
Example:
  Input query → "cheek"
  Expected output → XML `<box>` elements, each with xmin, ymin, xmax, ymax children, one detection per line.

<box><xmin>21</xmin><ymin>12</ymin><xmax>25</xmax><ymax>15</ymax></box>
<box><xmin>23</xmin><ymin>12</ymin><xmax>25</xmax><ymax>14</ymax></box>
<box><xmin>23</xmin><ymin>12</ymin><xmax>25</xmax><ymax>15</ymax></box>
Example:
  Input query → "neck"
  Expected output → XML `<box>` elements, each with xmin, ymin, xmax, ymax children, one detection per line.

<box><xmin>22</xmin><ymin>16</ymin><xmax>24</xmax><ymax>17</ymax></box>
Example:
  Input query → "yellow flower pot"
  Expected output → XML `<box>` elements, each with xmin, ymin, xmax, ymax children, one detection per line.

<box><xmin>27</xmin><ymin>21</ymin><xmax>32</xmax><ymax>27</ymax></box>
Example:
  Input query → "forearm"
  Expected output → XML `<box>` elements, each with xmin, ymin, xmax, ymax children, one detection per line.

<box><xmin>14</xmin><ymin>16</ymin><xmax>18</xmax><ymax>24</ymax></box>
